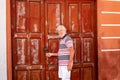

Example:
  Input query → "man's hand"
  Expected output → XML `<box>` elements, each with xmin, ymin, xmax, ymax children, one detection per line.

<box><xmin>67</xmin><ymin>61</ymin><xmax>73</xmax><ymax>71</ymax></box>
<box><xmin>46</xmin><ymin>53</ymin><xmax>53</xmax><ymax>57</ymax></box>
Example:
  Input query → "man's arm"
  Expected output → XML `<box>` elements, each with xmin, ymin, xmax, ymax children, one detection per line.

<box><xmin>46</xmin><ymin>53</ymin><xmax>58</xmax><ymax>57</ymax></box>
<box><xmin>68</xmin><ymin>46</ymin><xmax>74</xmax><ymax>71</ymax></box>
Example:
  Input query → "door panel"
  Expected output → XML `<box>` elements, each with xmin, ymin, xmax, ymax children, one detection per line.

<box><xmin>17</xmin><ymin>71</ymin><xmax>28</xmax><ymax>80</ymax></box>
<box><xmin>16</xmin><ymin>39</ymin><xmax>27</xmax><ymax>65</ymax></box>
<box><xmin>71</xmin><ymin>69</ymin><xmax>81</xmax><ymax>80</ymax></box>
<box><xmin>16</xmin><ymin>1</ymin><xmax>28</xmax><ymax>33</ymax></box>
<box><xmin>12</xmin><ymin>1</ymin><xmax>45</xmax><ymax>80</ymax></box>
<box><xmin>11</xmin><ymin>0</ymin><xmax>97</xmax><ymax>80</ymax></box>
<box><xmin>66</xmin><ymin>1</ymin><xmax>82</xmax><ymax>79</ymax></box>
<box><xmin>67</xmin><ymin>3</ymin><xmax>80</xmax><ymax>32</ymax></box>
<box><xmin>81</xmin><ymin>2</ymin><xmax>95</xmax><ymax>80</ymax></box>
<box><xmin>66</xmin><ymin>1</ymin><xmax>95</xmax><ymax>80</ymax></box>
<box><xmin>82</xmin><ymin>67</ymin><xmax>93</xmax><ymax>80</ymax></box>
<box><xmin>31</xmin><ymin>71</ymin><xmax>41</xmax><ymax>80</ymax></box>
<box><xmin>83</xmin><ymin>38</ymin><xmax>94</xmax><ymax>62</ymax></box>
<box><xmin>81</xmin><ymin>2</ymin><xmax>93</xmax><ymax>33</ymax></box>
<box><xmin>45</xmin><ymin>1</ymin><xmax>65</xmax><ymax>79</ymax></box>
<box><xmin>29</xmin><ymin>2</ymin><xmax>41</xmax><ymax>33</ymax></box>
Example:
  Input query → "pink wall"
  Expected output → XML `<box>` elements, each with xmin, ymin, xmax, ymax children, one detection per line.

<box><xmin>97</xmin><ymin>0</ymin><xmax>120</xmax><ymax>80</ymax></box>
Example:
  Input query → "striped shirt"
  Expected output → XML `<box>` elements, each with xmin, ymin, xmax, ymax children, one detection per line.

<box><xmin>58</xmin><ymin>34</ymin><xmax>73</xmax><ymax>66</ymax></box>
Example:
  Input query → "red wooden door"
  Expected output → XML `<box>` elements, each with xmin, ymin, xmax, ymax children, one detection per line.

<box><xmin>45</xmin><ymin>0</ymin><xmax>65</xmax><ymax>80</ymax></box>
<box><xmin>11</xmin><ymin>0</ymin><xmax>97</xmax><ymax>80</ymax></box>
<box><xmin>65</xmin><ymin>1</ymin><xmax>97</xmax><ymax>80</ymax></box>
<box><xmin>11</xmin><ymin>1</ymin><xmax>45</xmax><ymax>80</ymax></box>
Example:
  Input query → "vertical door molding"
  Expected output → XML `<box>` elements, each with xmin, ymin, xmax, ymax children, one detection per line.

<box><xmin>7</xmin><ymin>0</ymin><xmax>12</xmax><ymax>80</ymax></box>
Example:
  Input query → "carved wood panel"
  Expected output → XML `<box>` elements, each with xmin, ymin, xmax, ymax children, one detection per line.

<box><xmin>12</xmin><ymin>1</ymin><xmax>45</xmax><ymax>80</ymax></box>
<box><xmin>66</xmin><ymin>1</ymin><xmax>96</xmax><ymax>80</ymax></box>
<box><xmin>45</xmin><ymin>1</ymin><xmax>65</xmax><ymax>79</ymax></box>
<box><xmin>11</xmin><ymin>0</ymin><xmax>97</xmax><ymax>80</ymax></box>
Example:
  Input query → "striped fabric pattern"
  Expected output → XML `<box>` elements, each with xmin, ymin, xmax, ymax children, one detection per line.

<box><xmin>58</xmin><ymin>34</ymin><xmax>73</xmax><ymax>65</ymax></box>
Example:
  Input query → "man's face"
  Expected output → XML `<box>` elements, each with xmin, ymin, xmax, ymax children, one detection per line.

<box><xmin>57</xmin><ymin>29</ymin><xmax>65</xmax><ymax>37</ymax></box>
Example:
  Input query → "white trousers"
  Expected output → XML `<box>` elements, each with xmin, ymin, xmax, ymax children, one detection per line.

<box><xmin>62</xmin><ymin>79</ymin><xmax>70</xmax><ymax>80</ymax></box>
<box><xmin>58</xmin><ymin>66</ymin><xmax>71</xmax><ymax>80</ymax></box>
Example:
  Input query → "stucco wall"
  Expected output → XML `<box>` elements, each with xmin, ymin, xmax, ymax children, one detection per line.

<box><xmin>0</xmin><ymin>0</ymin><xmax>7</xmax><ymax>80</ymax></box>
<box><xmin>98</xmin><ymin>0</ymin><xmax>120</xmax><ymax>80</ymax></box>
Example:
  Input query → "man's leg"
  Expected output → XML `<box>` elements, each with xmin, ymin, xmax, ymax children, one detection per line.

<box><xmin>59</xmin><ymin>66</ymin><xmax>71</xmax><ymax>80</ymax></box>
<box><xmin>62</xmin><ymin>78</ymin><xmax>70</xmax><ymax>80</ymax></box>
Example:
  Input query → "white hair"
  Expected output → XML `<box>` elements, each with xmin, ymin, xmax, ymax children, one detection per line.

<box><xmin>56</xmin><ymin>25</ymin><xmax>66</xmax><ymax>31</ymax></box>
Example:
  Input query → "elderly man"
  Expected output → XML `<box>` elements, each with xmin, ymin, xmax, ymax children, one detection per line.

<box><xmin>46</xmin><ymin>25</ymin><xmax>74</xmax><ymax>80</ymax></box>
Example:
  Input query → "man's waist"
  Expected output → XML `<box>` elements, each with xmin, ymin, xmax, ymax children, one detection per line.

<box><xmin>58</xmin><ymin>55</ymin><xmax>69</xmax><ymax>60</ymax></box>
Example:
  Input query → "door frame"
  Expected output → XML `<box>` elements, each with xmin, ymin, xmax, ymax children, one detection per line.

<box><xmin>6</xmin><ymin>0</ymin><xmax>12</xmax><ymax>80</ymax></box>
<box><xmin>6</xmin><ymin>0</ymin><xmax>98</xmax><ymax>80</ymax></box>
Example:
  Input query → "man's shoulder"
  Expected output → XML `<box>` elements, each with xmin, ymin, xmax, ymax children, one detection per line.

<box><xmin>65</xmin><ymin>35</ymin><xmax>72</xmax><ymax>42</ymax></box>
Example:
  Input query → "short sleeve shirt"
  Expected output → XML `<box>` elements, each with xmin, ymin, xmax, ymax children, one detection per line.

<box><xmin>58</xmin><ymin>34</ymin><xmax>73</xmax><ymax>66</ymax></box>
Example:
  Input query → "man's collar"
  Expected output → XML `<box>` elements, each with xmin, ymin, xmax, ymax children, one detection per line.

<box><xmin>61</xmin><ymin>34</ymin><xmax>67</xmax><ymax>39</ymax></box>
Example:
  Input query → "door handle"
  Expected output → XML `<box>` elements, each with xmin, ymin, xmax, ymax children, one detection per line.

<box><xmin>43</xmin><ymin>47</ymin><xmax>49</xmax><ymax>52</ymax></box>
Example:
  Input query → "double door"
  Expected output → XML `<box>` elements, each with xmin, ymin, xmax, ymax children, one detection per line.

<box><xmin>11</xmin><ymin>0</ymin><xmax>97</xmax><ymax>80</ymax></box>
